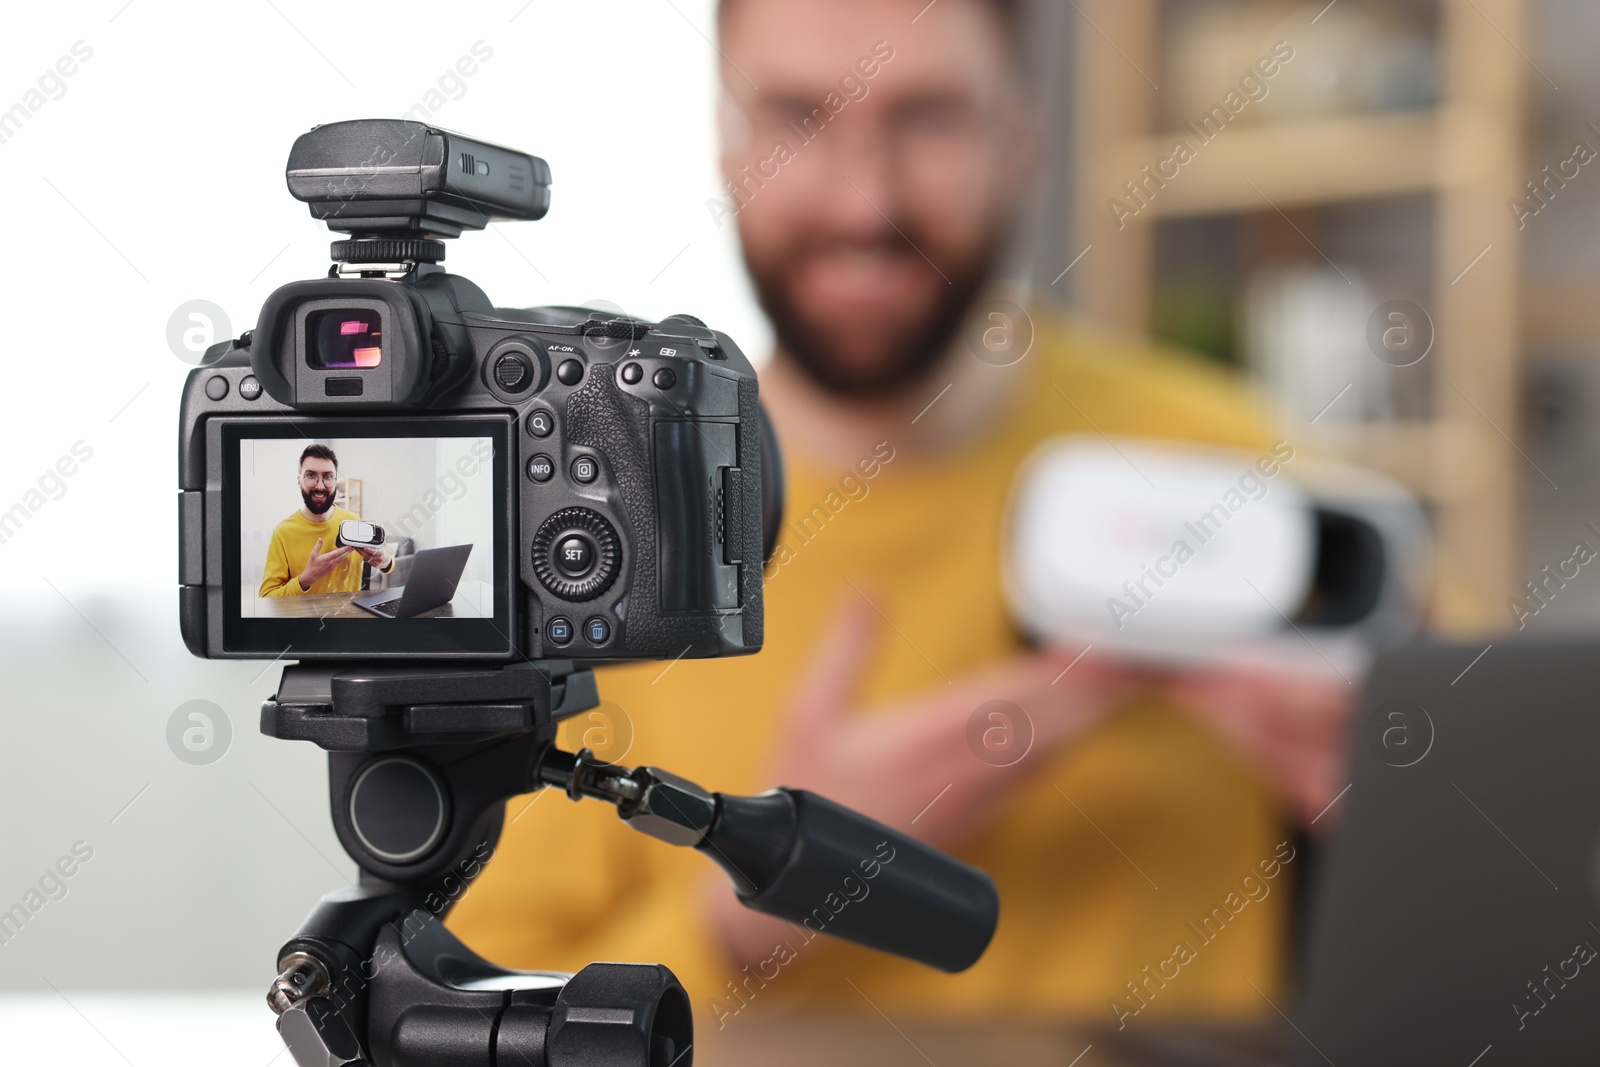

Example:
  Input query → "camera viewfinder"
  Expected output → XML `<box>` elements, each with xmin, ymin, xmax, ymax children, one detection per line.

<box><xmin>308</xmin><ymin>309</ymin><xmax>383</xmax><ymax>369</ymax></box>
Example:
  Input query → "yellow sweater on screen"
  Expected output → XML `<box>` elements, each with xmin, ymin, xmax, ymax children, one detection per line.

<box><xmin>259</xmin><ymin>506</ymin><xmax>364</xmax><ymax>596</ymax></box>
<box><xmin>447</xmin><ymin>309</ymin><xmax>1293</xmax><ymax>1033</ymax></box>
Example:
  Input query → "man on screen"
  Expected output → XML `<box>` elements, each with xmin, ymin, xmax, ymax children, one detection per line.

<box><xmin>259</xmin><ymin>444</ymin><xmax>392</xmax><ymax>596</ymax></box>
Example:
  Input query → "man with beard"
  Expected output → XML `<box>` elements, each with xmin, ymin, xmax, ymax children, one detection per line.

<box><xmin>258</xmin><ymin>444</ymin><xmax>391</xmax><ymax>596</ymax></box>
<box><xmin>450</xmin><ymin>0</ymin><xmax>1352</xmax><ymax>1034</ymax></box>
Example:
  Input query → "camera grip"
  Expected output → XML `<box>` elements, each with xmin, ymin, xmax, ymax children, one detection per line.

<box><xmin>699</xmin><ymin>789</ymin><xmax>999</xmax><ymax>973</ymax></box>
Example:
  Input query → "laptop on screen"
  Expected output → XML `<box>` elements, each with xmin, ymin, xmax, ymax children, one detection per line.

<box><xmin>353</xmin><ymin>544</ymin><xmax>473</xmax><ymax>619</ymax></box>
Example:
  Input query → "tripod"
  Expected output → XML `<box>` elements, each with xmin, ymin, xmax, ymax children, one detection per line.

<box><xmin>259</xmin><ymin>660</ymin><xmax>1000</xmax><ymax>1067</ymax></box>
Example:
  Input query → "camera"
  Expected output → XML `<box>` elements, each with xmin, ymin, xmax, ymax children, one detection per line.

<box><xmin>184</xmin><ymin>121</ymin><xmax>997</xmax><ymax>1067</ymax></box>
<box><xmin>178</xmin><ymin>118</ymin><xmax>782</xmax><ymax>663</ymax></box>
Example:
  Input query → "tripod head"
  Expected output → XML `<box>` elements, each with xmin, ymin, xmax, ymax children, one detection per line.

<box><xmin>260</xmin><ymin>661</ymin><xmax>999</xmax><ymax>1067</ymax></box>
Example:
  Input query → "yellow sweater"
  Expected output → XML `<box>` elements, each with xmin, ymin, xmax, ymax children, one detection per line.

<box><xmin>447</xmin><ymin>310</ymin><xmax>1292</xmax><ymax>1033</ymax></box>
<box><xmin>259</xmin><ymin>506</ymin><xmax>364</xmax><ymax>596</ymax></box>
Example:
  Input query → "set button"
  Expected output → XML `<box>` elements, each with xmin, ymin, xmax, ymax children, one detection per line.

<box><xmin>554</xmin><ymin>534</ymin><xmax>596</xmax><ymax>578</ymax></box>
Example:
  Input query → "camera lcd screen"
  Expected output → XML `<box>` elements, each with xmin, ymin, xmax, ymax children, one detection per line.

<box><xmin>308</xmin><ymin>309</ymin><xmax>383</xmax><ymax>369</ymax></box>
<box><xmin>216</xmin><ymin>417</ymin><xmax>516</xmax><ymax>658</ymax></box>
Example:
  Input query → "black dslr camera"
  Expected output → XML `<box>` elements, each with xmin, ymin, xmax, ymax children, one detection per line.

<box><xmin>179</xmin><ymin>121</ymin><xmax>996</xmax><ymax>1067</ymax></box>
<box><xmin>180</xmin><ymin>118</ymin><xmax>779</xmax><ymax>662</ymax></box>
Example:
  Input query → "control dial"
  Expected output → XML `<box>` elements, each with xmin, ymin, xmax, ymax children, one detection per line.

<box><xmin>532</xmin><ymin>508</ymin><xmax>620</xmax><ymax>601</ymax></box>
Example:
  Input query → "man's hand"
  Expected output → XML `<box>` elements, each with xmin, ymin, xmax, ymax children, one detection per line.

<box><xmin>356</xmin><ymin>545</ymin><xmax>391</xmax><ymax>572</ymax></box>
<box><xmin>770</xmin><ymin>596</ymin><xmax>1142</xmax><ymax>847</ymax></box>
<box><xmin>706</xmin><ymin>594</ymin><xmax>1143</xmax><ymax>970</ymax></box>
<box><xmin>1162</xmin><ymin>661</ymin><xmax>1356</xmax><ymax>830</ymax></box>
<box><xmin>297</xmin><ymin>538</ymin><xmax>353</xmax><ymax>591</ymax></box>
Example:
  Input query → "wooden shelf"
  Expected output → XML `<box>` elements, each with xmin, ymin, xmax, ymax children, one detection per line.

<box><xmin>1089</xmin><ymin>107</ymin><xmax>1508</xmax><ymax>220</ymax></box>
<box><xmin>1068</xmin><ymin>0</ymin><xmax>1531</xmax><ymax>633</ymax></box>
<box><xmin>1319</xmin><ymin>420</ymin><xmax>1485</xmax><ymax>502</ymax></box>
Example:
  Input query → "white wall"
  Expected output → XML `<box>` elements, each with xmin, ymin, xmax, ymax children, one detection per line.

<box><xmin>431</xmin><ymin>438</ymin><xmax>496</xmax><ymax>586</ymax></box>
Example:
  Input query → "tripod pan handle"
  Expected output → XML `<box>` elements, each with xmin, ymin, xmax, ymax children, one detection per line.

<box><xmin>699</xmin><ymin>788</ymin><xmax>999</xmax><ymax>973</ymax></box>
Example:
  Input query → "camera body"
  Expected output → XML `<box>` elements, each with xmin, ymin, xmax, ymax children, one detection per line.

<box><xmin>179</xmin><ymin>120</ymin><xmax>778</xmax><ymax>663</ymax></box>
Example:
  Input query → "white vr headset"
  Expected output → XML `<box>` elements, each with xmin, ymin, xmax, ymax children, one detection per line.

<box><xmin>1003</xmin><ymin>437</ymin><xmax>1432</xmax><ymax>673</ymax></box>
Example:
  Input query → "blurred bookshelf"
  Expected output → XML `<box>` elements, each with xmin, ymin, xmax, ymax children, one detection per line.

<box><xmin>1068</xmin><ymin>0</ymin><xmax>1530</xmax><ymax>632</ymax></box>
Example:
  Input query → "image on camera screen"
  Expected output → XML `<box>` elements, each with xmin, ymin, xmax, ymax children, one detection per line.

<box><xmin>238</xmin><ymin>436</ymin><xmax>495</xmax><ymax>621</ymax></box>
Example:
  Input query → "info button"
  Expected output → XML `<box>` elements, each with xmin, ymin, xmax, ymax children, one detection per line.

<box><xmin>526</xmin><ymin>455</ymin><xmax>555</xmax><ymax>483</ymax></box>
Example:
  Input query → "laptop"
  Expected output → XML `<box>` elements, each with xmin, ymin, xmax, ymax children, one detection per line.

<box><xmin>1293</xmin><ymin>638</ymin><xmax>1600</xmax><ymax>1065</ymax></box>
<box><xmin>353</xmin><ymin>544</ymin><xmax>472</xmax><ymax>618</ymax></box>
